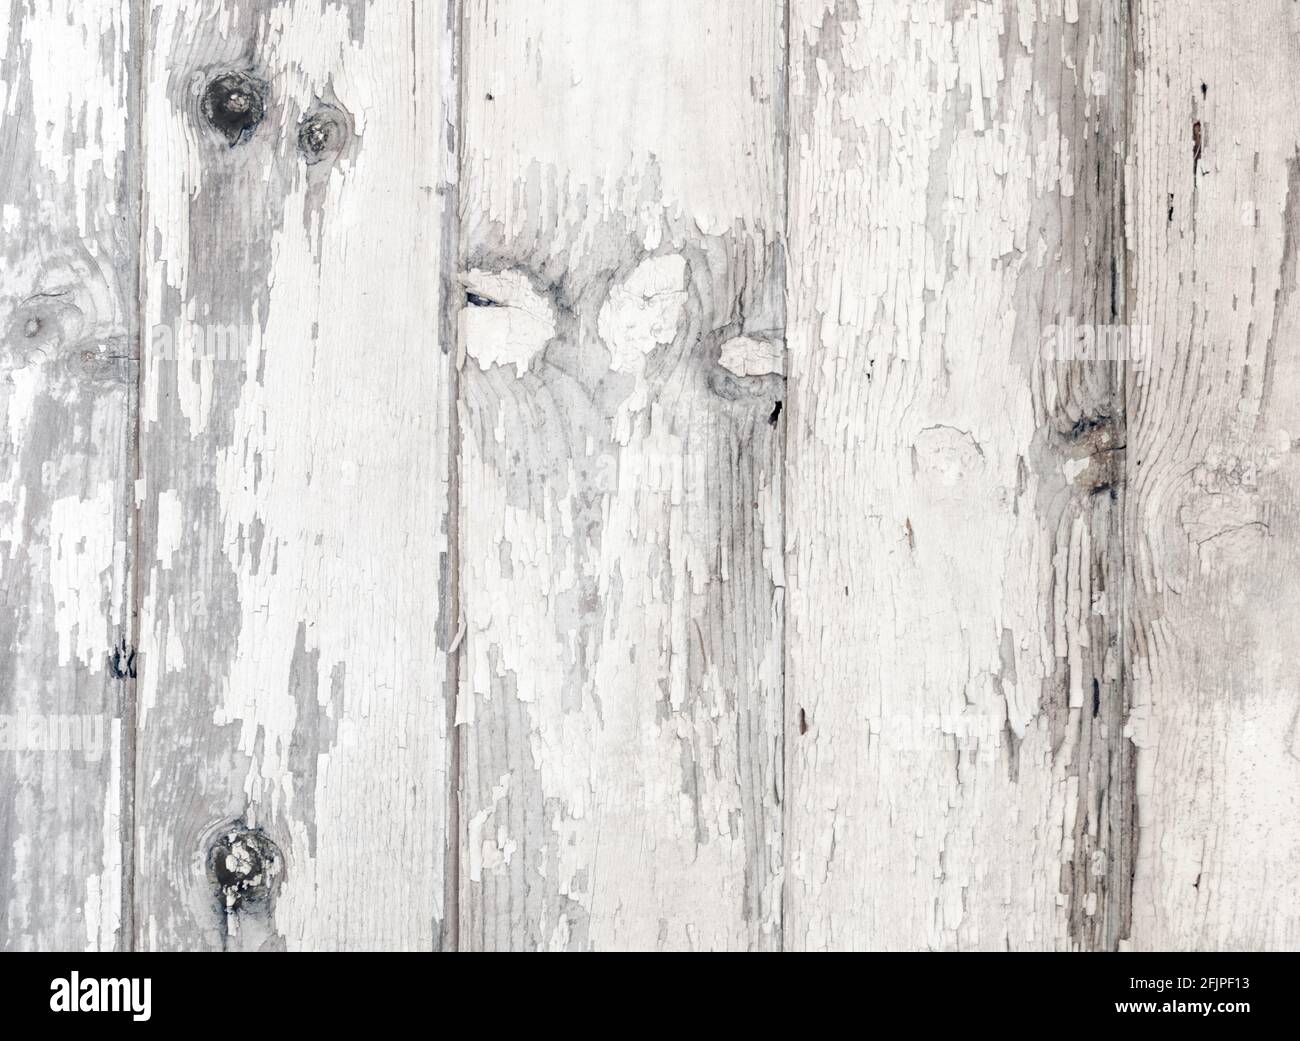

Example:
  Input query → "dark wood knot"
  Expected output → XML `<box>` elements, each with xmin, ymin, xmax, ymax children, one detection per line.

<box><xmin>202</xmin><ymin>72</ymin><xmax>267</xmax><ymax>147</ymax></box>
<box><xmin>207</xmin><ymin>823</ymin><xmax>282</xmax><ymax>912</ymax></box>
<box><xmin>298</xmin><ymin>104</ymin><xmax>349</xmax><ymax>165</ymax></box>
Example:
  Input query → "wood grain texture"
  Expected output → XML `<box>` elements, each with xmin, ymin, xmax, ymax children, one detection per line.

<box><xmin>135</xmin><ymin>0</ymin><xmax>456</xmax><ymax>950</ymax></box>
<box><xmin>1125</xmin><ymin>0</ymin><xmax>1300</xmax><ymax>950</ymax></box>
<box><xmin>0</xmin><ymin>0</ymin><xmax>133</xmax><ymax>951</ymax></box>
<box><xmin>455</xmin><ymin>0</ymin><xmax>786</xmax><ymax>950</ymax></box>
<box><xmin>3</xmin><ymin>0</ymin><xmax>1300</xmax><ymax>954</ymax></box>
<box><xmin>784</xmin><ymin>0</ymin><xmax>1131</xmax><ymax>950</ymax></box>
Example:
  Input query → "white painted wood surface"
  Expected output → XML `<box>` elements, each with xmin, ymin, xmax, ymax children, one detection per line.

<box><xmin>134</xmin><ymin>1</ymin><xmax>455</xmax><ymax>951</ymax></box>
<box><xmin>785</xmin><ymin>0</ymin><xmax>1131</xmax><ymax>951</ymax></box>
<box><xmin>456</xmin><ymin>0</ymin><xmax>786</xmax><ymax>951</ymax></box>
<box><xmin>1</xmin><ymin>0</ymin><xmax>1297</xmax><ymax>951</ymax></box>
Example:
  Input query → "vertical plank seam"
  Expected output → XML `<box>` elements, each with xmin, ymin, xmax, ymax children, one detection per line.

<box><xmin>443</xmin><ymin>0</ymin><xmax>465</xmax><ymax>954</ymax></box>
<box><xmin>123</xmin><ymin>0</ymin><xmax>147</xmax><ymax>953</ymax></box>
<box><xmin>1113</xmin><ymin>0</ymin><xmax>1138</xmax><ymax>952</ymax></box>
<box><xmin>778</xmin><ymin>0</ymin><xmax>791</xmax><ymax>955</ymax></box>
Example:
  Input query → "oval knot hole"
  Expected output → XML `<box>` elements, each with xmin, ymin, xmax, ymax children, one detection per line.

<box><xmin>298</xmin><ymin>105</ymin><xmax>349</xmax><ymax>165</ymax></box>
<box><xmin>207</xmin><ymin>823</ymin><xmax>282</xmax><ymax>912</ymax></box>
<box><xmin>202</xmin><ymin>72</ymin><xmax>267</xmax><ymax>147</ymax></box>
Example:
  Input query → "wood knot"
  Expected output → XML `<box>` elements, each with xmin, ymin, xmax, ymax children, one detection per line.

<box><xmin>298</xmin><ymin>104</ymin><xmax>349</xmax><ymax>165</ymax></box>
<box><xmin>4</xmin><ymin>292</ymin><xmax>85</xmax><ymax>373</ymax></box>
<box><xmin>460</xmin><ymin>268</ymin><xmax>557</xmax><ymax>375</ymax></box>
<box><xmin>1058</xmin><ymin>412</ymin><xmax>1125</xmax><ymax>498</ymax></box>
<box><xmin>207</xmin><ymin>823</ymin><xmax>282</xmax><ymax>912</ymax></box>
<box><xmin>706</xmin><ymin>332</ymin><xmax>786</xmax><ymax>410</ymax></box>
<box><xmin>201</xmin><ymin>72</ymin><xmax>266</xmax><ymax>147</ymax></box>
<box><xmin>1063</xmin><ymin>412</ymin><xmax>1114</xmax><ymax>448</ymax></box>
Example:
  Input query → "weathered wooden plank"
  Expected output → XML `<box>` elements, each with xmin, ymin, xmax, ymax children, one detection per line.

<box><xmin>0</xmin><ymin>0</ymin><xmax>134</xmax><ymax>951</ymax></box>
<box><xmin>7</xmin><ymin>0</ymin><xmax>1293</xmax><ymax>957</ymax></box>
<box><xmin>456</xmin><ymin>0</ymin><xmax>786</xmax><ymax>950</ymax></box>
<box><xmin>136</xmin><ymin>1</ymin><xmax>456</xmax><ymax>950</ymax></box>
<box><xmin>785</xmin><ymin>0</ymin><xmax>1131</xmax><ymax>949</ymax></box>
<box><xmin>1126</xmin><ymin>0</ymin><xmax>1300</xmax><ymax>950</ymax></box>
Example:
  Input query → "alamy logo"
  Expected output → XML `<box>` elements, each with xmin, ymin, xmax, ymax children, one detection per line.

<box><xmin>0</xmin><ymin>713</ymin><xmax>104</xmax><ymax>760</ymax></box>
<box><xmin>49</xmin><ymin>972</ymin><xmax>151</xmax><ymax>1022</ymax></box>
<box><xmin>1040</xmin><ymin>319</ymin><xmax>1151</xmax><ymax>364</ymax></box>
<box><xmin>150</xmin><ymin>320</ymin><xmax>254</xmax><ymax>362</ymax></box>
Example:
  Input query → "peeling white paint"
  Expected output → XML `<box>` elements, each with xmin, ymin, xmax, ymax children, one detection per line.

<box><xmin>21</xmin><ymin>2</ymin><xmax>129</xmax><ymax>238</ymax></box>
<box><xmin>718</xmin><ymin>335</ymin><xmax>784</xmax><ymax>377</ymax></box>
<box><xmin>785</xmin><ymin>0</ymin><xmax>1118</xmax><ymax>951</ymax></box>
<box><xmin>7</xmin><ymin>0</ymin><xmax>1296</xmax><ymax>957</ymax></box>
<box><xmin>154</xmin><ymin>489</ymin><xmax>182</xmax><ymax>569</ymax></box>
<box><xmin>598</xmin><ymin>253</ymin><xmax>688</xmax><ymax>444</ymax></box>
<box><xmin>49</xmin><ymin>484</ymin><xmax>117</xmax><ymax>670</ymax></box>
<box><xmin>461</xmin><ymin>268</ymin><xmax>556</xmax><ymax>376</ymax></box>
<box><xmin>137</xmin><ymin>0</ymin><xmax>453</xmax><ymax>952</ymax></box>
<box><xmin>467</xmin><ymin>773</ymin><xmax>513</xmax><ymax>883</ymax></box>
<box><xmin>2</xmin><ymin>0</ymin><xmax>132</xmax><ymax>952</ymax></box>
<box><xmin>85</xmin><ymin>720</ymin><xmax>122</xmax><ymax>950</ymax></box>
<box><xmin>459</xmin><ymin>0</ymin><xmax>784</xmax><ymax>951</ymax></box>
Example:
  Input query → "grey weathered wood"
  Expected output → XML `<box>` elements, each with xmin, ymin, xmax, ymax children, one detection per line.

<box><xmin>1125</xmin><ymin>0</ymin><xmax>1300</xmax><ymax>950</ymax></box>
<box><xmin>455</xmin><ymin>0</ymin><xmax>786</xmax><ymax>950</ymax></box>
<box><xmin>134</xmin><ymin>1</ymin><xmax>456</xmax><ymax>950</ymax></box>
<box><xmin>784</xmin><ymin>0</ymin><xmax>1131</xmax><ymax>950</ymax></box>
<box><xmin>0</xmin><ymin>0</ymin><xmax>134</xmax><ymax>951</ymax></box>
<box><xmin>4</xmin><ymin>0</ymin><xmax>1300</xmax><ymax>955</ymax></box>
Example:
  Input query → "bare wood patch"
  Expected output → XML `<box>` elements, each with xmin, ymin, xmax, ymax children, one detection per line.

<box><xmin>1126</xmin><ymin>0</ymin><xmax>1300</xmax><ymax>951</ymax></box>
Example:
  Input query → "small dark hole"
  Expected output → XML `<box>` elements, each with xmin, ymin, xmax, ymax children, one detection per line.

<box><xmin>768</xmin><ymin>400</ymin><xmax>783</xmax><ymax>426</ymax></box>
<box><xmin>466</xmin><ymin>291</ymin><xmax>497</xmax><ymax>307</ymax></box>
